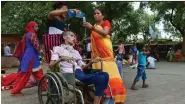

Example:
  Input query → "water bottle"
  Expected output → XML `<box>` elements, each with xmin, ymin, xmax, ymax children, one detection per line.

<box><xmin>68</xmin><ymin>10</ymin><xmax>85</xmax><ymax>18</ymax></box>
<box><xmin>83</xmin><ymin>17</ymin><xmax>86</xmax><ymax>23</ymax></box>
<box><xmin>68</xmin><ymin>10</ymin><xmax>76</xmax><ymax>17</ymax></box>
<box><xmin>76</xmin><ymin>11</ymin><xmax>85</xmax><ymax>18</ymax></box>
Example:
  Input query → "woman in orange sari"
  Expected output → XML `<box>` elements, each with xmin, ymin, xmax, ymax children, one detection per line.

<box><xmin>83</xmin><ymin>8</ymin><xmax>126</xmax><ymax>103</ymax></box>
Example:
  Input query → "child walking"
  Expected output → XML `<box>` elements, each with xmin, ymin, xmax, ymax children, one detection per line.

<box><xmin>131</xmin><ymin>44</ymin><xmax>149</xmax><ymax>90</ymax></box>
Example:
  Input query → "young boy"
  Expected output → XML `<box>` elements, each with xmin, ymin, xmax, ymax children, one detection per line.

<box><xmin>131</xmin><ymin>44</ymin><xmax>149</xmax><ymax>90</ymax></box>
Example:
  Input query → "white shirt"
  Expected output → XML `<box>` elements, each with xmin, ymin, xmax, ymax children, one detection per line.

<box><xmin>4</xmin><ymin>46</ymin><xmax>12</xmax><ymax>56</ymax></box>
<box><xmin>87</xmin><ymin>43</ymin><xmax>91</xmax><ymax>52</ymax></box>
<box><xmin>49</xmin><ymin>27</ymin><xmax>63</xmax><ymax>34</ymax></box>
<box><xmin>147</xmin><ymin>56</ymin><xmax>156</xmax><ymax>69</ymax></box>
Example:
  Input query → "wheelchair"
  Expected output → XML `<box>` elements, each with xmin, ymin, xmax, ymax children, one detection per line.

<box><xmin>38</xmin><ymin>59</ymin><xmax>113</xmax><ymax>104</ymax></box>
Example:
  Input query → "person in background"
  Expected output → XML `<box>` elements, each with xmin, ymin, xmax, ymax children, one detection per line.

<box><xmin>11</xmin><ymin>21</ymin><xmax>46</xmax><ymax>95</ymax></box>
<box><xmin>86</xmin><ymin>38</ymin><xmax>91</xmax><ymax>59</ymax></box>
<box><xmin>131</xmin><ymin>44</ymin><xmax>138</xmax><ymax>65</ymax></box>
<box><xmin>4</xmin><ymin>44</ymin><xmax>13</xmax><ymax>56</ymax></box>
<box><xmin>146</xmin><ymin>53</ymin><xmax>157</xmax><ymax>69</ymax></box>
<box><xmin>174</xmin><ymin>49</ymin><xmax>184</xmax><ymax>61</ymax></box>
<box><xmin>115</xmin><ymin>40</ymin><xmax>125</xmax><ymax>78</ymax></box>
<box><xmin>166</xmin><ymin>48</ymin><xmax>175</xmax><ymax>62</ymax></box>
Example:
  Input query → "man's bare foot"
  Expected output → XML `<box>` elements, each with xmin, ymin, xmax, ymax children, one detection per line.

<box><xmin>131</xmin><ymin>86</ymin><xmax>138</xmax><ymax>90</ymax></box>
<box><xmin>142</xmin><ymin>84</ymin><xmax>149</xmax><ymax>88</ymax></box>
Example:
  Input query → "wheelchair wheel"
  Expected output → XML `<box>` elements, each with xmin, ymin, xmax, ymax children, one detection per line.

<box><xmin>83</xmin><ymin>84</ymin><xmax>95</xmax><ymax>104</ymax></box>
<box><xmin>38</xmin><ymin>73</ymin><xmax>62</xmax><ymax>104</ymax></box>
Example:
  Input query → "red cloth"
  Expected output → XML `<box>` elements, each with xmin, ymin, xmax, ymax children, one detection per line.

<box><xmin>1</xmin><ymin>73</ymin><xmax>37</xmax><ymax>91</ymax></box>
<box><xmin>42</xmin><ymin>34</ymin><xmax>64</xmax><ymax>63</ymax></box>
<box><xmin>25</xmin><ymin>21</ymin><xmax>37</xmax><ymax>33</ymax></box>
<box><xmin>30</xmin><ymin>33</ymin><xmax>40</xmax><ymax>52</ymax></box>
<box><xmin>1</xmin><ymin>73</ymin><xmax>17</xmax><ymax>86</ymax></box>
<box><xmin>11</xmin><ymin>58</ymin><xmax>46</xmax><ymax>94</ymax></box>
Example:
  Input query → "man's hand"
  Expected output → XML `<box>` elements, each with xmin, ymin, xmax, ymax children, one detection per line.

<box><xmin>60</xmin><ymin>56</ymin><xmax>74</xmax><ymax>61</ymax></box>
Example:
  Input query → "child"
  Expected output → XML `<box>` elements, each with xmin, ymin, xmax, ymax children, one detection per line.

<box><xmin>146</xmin><ymin>53</ymin><xmax>157</xmax><ymax>69</ymax></box>
<box><xmin>131</xmin><ymin>44</ymin><xmax>149</xmax><ymax>90</ymax></box>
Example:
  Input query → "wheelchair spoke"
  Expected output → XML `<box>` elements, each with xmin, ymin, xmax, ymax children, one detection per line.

<box><xmin>50</xmin><ymin>86</ymin><xmax>56</xmax><ymax>92</ymax></box>
<box><xmin>50</xmin><ymin>97</ymin><xmax>57</xmax><ymax>104</ymax></box>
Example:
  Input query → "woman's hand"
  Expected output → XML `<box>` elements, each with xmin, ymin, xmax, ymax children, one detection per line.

<box><xmin>83</xmin><ymin>22</ymin><xmax>93</xmax><ymax>30</ymax></box>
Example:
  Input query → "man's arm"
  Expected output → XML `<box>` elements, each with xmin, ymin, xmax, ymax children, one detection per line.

<box><xmin>49</xmin><ymin>58</ymin><xmax>62</xmax><ymax>69</ymax></box>
<box><xmin>49</xmin><ymin>56</ymin><xmax>73</xmax><ymax>69</ymax></box>
<box><xmin>48</xmin><ymin>9</ymin><xmax>68</xmax><ymax>20</ymax></box>
<box><xmin>81</xmin><ymin>61</ymin><xmax>93</xmax><ymax>70</ymax></box>
<box><xmin>81</xmin><ymin>59</ymin><xmax>101</xmax><ymax>70</ymax></box>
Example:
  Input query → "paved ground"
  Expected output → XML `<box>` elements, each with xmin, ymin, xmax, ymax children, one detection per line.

<box><xmin>1</xmin><ymin>61</ymin><xmax>185</xmax><ymax>104</ymax></box>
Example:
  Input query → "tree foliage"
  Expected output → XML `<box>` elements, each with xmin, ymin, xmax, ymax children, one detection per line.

<box><xmin>146</xmin><ymin>1</ymin><xmax>185</xmax><ymax>54</ymax></box>
<box><xmin>1</xmin><ymin>2</ymin><xmax>54</xmax><ymax>35</ymax></box>
<box><xmin>1</xmin><ymin>1</ymin><xmax>156</xmax><ymax>44</ymax></box>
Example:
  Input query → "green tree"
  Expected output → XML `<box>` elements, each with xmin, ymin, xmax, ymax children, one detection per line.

<box><xmin>1</xmin><ymin>1</ymin><xmax>54</xmax><ymax>35</ymax></box>
<box><xmin>2</xmin><ymin>1</ymin><xmax>149</xmax><ymax>45</ymax></box>
<box><xmin>147</xmin><ymin>1</ymin><xmax>185</xmax><ymax>55</ymax></box>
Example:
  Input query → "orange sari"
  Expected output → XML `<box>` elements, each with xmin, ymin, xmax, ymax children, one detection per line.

<box><xmin>91</xmin><ymin>21</ymin><xmax>126</xmax><ymax>103</ymax></box>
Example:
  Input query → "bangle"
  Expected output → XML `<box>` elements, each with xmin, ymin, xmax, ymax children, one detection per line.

<box><xmin>91</xmin><ymin>26</ymin><xmax>95</xmax><ymax>31</ymax></box>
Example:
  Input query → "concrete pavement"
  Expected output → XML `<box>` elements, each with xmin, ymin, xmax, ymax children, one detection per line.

<box><xmin>1</xmin><ymin>61</ymin><xmax>185</xmax><ymax>104</ymax></box>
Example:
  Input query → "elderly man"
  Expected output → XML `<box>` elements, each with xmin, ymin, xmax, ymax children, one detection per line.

<box><xmin>49</xmin><ymin>31</ymin><xmax>109</xmax><ymax>104</ymax></box>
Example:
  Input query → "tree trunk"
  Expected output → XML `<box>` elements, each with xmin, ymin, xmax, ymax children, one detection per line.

<box><xmin>182</xmin><ymin>33</ymin><xmax>185</xmax><ymax>56</ymax></box>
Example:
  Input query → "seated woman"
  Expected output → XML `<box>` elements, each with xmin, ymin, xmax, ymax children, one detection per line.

<box><xmin>174</xmin><ymin>49</ymin><xmax>184</xmax><ymax>61</ymax></box>
<box><xmin>49</xmin><ymin>31</ymin><xmax>109</xmax><ymax>104</ymax></box>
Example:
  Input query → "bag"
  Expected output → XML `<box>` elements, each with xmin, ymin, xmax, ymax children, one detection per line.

<box><xmin>103</xmin><ymin>84</ymin><xmax>115</xmax><ymax>104</ymax></box>
<box><xmin>103</xmin><ymin>98</ymin><xmax>115</xmax><ymax>104</ymax></box>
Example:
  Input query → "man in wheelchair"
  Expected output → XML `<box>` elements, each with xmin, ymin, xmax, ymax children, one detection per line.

<box><xmin>49</xmin><ymin>31</ymin><xmax>109</xmax><ymax>104</ymax></box>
